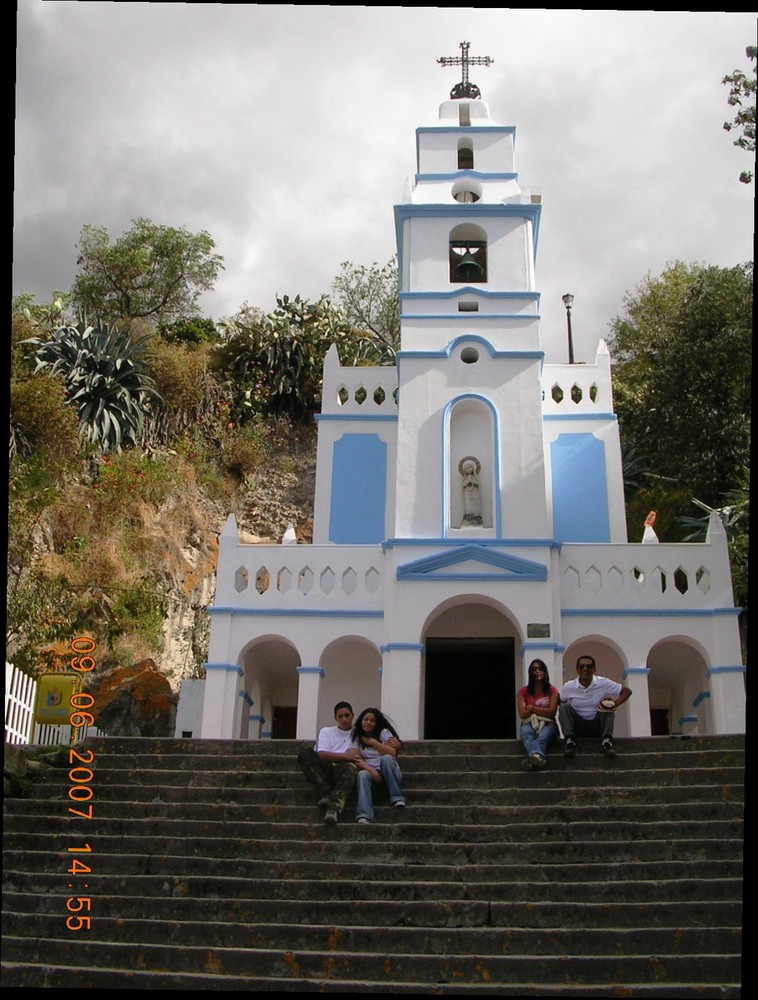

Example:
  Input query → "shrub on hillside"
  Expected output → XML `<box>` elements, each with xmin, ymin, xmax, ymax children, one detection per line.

<box><xmin>10</xmin><ymin>372</ymin><xmax>82</xmax><ymax>464</ymax></box>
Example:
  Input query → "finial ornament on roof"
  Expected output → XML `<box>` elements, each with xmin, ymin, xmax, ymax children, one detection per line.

<box><xmin>437</xmin><ymin>41</ymin><xmax>493</xmax><ymax>100</ymax></box>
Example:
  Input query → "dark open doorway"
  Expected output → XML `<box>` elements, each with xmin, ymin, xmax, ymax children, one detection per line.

<box><xmin>271</xmin><ymin>706</ymin><xmax>297</xmax><ymax>739</ymax></box>
<box><xmin>424</xmin><ymin>637</ymin><xmax>515</xmax><ymax>739</ymax></box>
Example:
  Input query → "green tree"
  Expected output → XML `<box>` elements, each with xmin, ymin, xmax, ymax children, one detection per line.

<box><xmin>722</xmin><ymin>45</ymin><xmax>756</xmax><ymax>183</ymax></box>
<box><xmin>218</xmin><ymin>295</ymin><xmax>362</xmax><ymax>422</ymax></box>
<box><xmin>609</xmin><ymin>261</ymin><xmax>752</xmax><ymax>537</ymax></box>
<box><xmin>331</xmin><ymin>256</ymin><xmax>400</xmax><ymax>364</ymax></box>
<box><xmin>157</xmin><ymin>316</ymin><xmax>218</xmax><ymax>345</ymax></box>
<box><xmin>71</xmin><ymin>218</ymin><xmax>224</xmax><ymax>325</ymax></box>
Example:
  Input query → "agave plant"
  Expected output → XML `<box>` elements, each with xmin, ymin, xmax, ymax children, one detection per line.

<box><xmin>23</xmin><ymin>321</ymin><xmax>161</xmax><ymax>451</ymax></box>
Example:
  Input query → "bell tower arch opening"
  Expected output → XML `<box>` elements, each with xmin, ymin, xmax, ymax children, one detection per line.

<box><xmin>449</xmin><ymin>223</ymin><xmax>488</xmax><ymax>283</ymax></box>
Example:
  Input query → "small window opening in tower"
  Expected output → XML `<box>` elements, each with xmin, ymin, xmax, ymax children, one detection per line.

<box><xmin>458</xmin><ymin>301</ymin><xmax>479</xmax><ymax>312</ymax></box>
<box><xmin>458</xmin><ymin>144</ymin><xmax>474</xmax><ymax>169</ymax></box>
<box><xmin>460</xmin><ymin>347</ymin><xmax>479</xmax><ymax>364</ymax></box>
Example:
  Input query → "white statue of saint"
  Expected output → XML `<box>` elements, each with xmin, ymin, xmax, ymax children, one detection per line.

<box><xmin>458</xmin><ymin>456</ymin><xmax>483</xmax><ymax>526</ymax></box>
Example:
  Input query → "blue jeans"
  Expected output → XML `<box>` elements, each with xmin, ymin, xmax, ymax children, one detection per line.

<box><xmin>355</xmin><ymin>756</ymin><xmax>404</xmax><ymax>821</ymax></box>
<box><xmin>520</xmin><ymin>721</ymin><xmax>557</xmax><ymax>758</ymax></box>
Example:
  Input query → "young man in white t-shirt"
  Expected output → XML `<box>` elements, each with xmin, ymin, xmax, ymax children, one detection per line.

<box><xmin>559</xmin><ymin>655</ymin><xmax>632</xmax><ymax>757</ymax></box>
<box><xmin>296</xmin><ymin>701</ymin><xmax>361</xmax><ymax>825</ymax></box>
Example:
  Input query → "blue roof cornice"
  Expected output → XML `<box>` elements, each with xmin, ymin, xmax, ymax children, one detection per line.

<box><xmin>415</xmin><ymin>172</ymin><xmax>518</xmax><ymax>183</ymax></box>
<box><xmin>394</xmin><ymin>202</ymin><xmax>541</xmax><ymax>254</ymax></box>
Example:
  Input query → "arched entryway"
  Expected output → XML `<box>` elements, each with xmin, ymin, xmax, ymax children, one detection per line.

<box><xmin>317</xmin><ymin>636</ymin><xmax>382</xmax><ymax>734</ymax></box>
<box><xmin>241</xmin><ymin>636</ymin><xmax>300</xmax><ymax>739</ymax></box>
<box><xmin>647</xmin><ymin>637</ymin><xmax>712</xmax><ymax>735</ymax></box>
<box><xmin>422</xmin><ymin>596</ymin><xmax>519</xmax><ymax>739</ymax></box>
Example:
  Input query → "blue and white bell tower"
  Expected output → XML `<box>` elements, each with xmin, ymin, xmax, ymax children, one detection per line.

<box><xmin>392</xmin><ymin>43</ymin><xmax>549</xmax><ymax>544</ymax></box>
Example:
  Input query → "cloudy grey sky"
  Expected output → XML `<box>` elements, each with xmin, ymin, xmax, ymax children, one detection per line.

<box><xmin>14</xmin><ymin>4</ymin><xmax>756</xmax><ymax>363</ymax></box>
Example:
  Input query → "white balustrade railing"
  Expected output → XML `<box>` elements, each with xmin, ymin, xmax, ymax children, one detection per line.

<box><xmin>559</xmin><ymin>542</ymin><xmax>733</xmax><ymax>611</ymax></box>
<box><xmin>214</xmin><ymin>542</ymin><xmax>385</xmax><ymax>611</ymax></box>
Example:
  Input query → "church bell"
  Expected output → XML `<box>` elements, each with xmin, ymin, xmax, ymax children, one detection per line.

<box><xmin>454</xmin><ymin>250</ymin><xmax>484</xmax><ymax>282</ymax></box>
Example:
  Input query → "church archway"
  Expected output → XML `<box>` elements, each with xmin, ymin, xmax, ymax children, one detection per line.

<box><xmin>422</xmin><ymin>597</ymin><xmax>518</xmax><ymax>739</ymax></box>
<box><xmin>241</xmin><ymin>635</ymin><xmax>300</xmax><ymax>739</ymax></box>
<box><xmin>647</xmin><ymin>636</ymin><xmax>712</xmax><ymax>736</ymax></box>
<box><xmin>318</xmin><ymin>636</ymin><xmax>382</xmax><ymax>733</ymax></box>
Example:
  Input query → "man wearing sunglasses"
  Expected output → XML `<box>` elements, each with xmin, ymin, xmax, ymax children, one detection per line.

<box><xmin>559</xmin><ymin>655</ymin><xmax>631</xmax><ymax>758</ymax></box>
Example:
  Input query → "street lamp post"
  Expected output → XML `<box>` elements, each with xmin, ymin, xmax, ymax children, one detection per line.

<box><xmin>562</xmin><ymin>293</ymin><xmax>575</xmax><ymax>364</ymax></box>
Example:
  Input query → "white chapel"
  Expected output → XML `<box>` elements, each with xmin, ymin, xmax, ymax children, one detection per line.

<box><xmin>197</xmin><ymin>45</ymin><xmax>745</xmax><ymax>743</ymax></box>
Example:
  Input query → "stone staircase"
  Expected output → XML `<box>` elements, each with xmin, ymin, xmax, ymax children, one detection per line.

<box><xmin>2</xmin><ymin>735</ymin><xmax>744</xmax><ymax>994</ymax></box>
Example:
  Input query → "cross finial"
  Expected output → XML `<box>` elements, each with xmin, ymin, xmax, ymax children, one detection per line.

<box><xmin>437</xmin><ymin>41</ymin><xmax>493</xmax><ymax>100</ymax></box>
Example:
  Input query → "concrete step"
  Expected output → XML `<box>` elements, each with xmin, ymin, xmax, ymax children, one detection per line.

<box><xmin>2</xmin><ymin>849</ymin><xmax>744</xmax><ymax>885</ymax></box>
<box><xmin>3</xmin><ymin>891</ymin><xmax>742</xmax><ymax>930</ymax></box>
<box><xmin>1</xmin><ymin>935</ymin><xmax>742</xmax><ymax>986</ymax></box>
<box><xmin>2</xmin><ymin>831</ymin><xmax>744</xmax><ymax>866</ymax></box>
<box><xmin>0</xmin><ymin>963</ymin><xmax>742</xmax><ymax>996</ymax></box>
<box><xmin>0</xmin><ymin>912</ymin><xmax>742</xmax><ymax>956</ymax></box>
<box><xmin>2</xmin><ymin>869</ymin><xmax>744</xmax><ymax>905</ymax></box>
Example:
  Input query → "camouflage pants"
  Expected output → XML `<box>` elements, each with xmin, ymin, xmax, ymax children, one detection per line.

<box><xmin>297</xmin><ymin>747</ymin><xmax>357</xmax><ymax>813</ymax></box>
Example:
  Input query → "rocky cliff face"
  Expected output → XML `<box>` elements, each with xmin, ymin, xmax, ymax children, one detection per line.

<box><xmin>152</xmin><ymin>443</ymin><xmax>317</xmax><ymax>693</ymax></box>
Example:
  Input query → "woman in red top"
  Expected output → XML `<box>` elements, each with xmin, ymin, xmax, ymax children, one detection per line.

<box><xmin>517</xmin><ymin>659</ymin><xmax>559</xmax><ymax>770</ymax></box>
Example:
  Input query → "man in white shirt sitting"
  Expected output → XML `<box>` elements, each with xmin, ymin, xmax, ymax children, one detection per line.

<box><xmin>559</xmin><ymin>655</ymin><xmax>632</xmax><ymax>758</ymax></box>
<box><xmin>297</xmin><ymin>701</ymin><xmax>361</xmax><ymax>826</ymax></box>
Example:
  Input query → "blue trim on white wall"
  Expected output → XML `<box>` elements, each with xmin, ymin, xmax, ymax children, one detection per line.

<box><xmin>416</xmin><ymin>171</ymin><xmax>518</xmax><ymax>182</ymax></box>
<box><xmin>705</xmin><ymin>664</ymin><xmax>746</xmax><ymax>676</ymax></box>
<box><xmin>380</xmin><ymin>643</ymin><xmax>425</xmax><ymax>653</ymax></box>
<box><xmin>406</xmin><ymin>315</ymin><xmax>540</xmax><ymax>322</ymax></box>
<box><xmin>416</xmin><ymin>125</ymin><xmax>517</xmax><ymax>135</ymax></box>
<box><xmin>400</xmin><ymin>289</ymin><xmax>540</xmax><ymax>301</ymax></box>
<box><xmin>693</xmin><ymin>691</ymin><xmax>711</xmax><ymax>707</ymax></box>
<box><xmin>520</xmin><ymin>643</ymin><xmax>564</xmax><ymax>656</ymax></box>
<box><xmin>399</xmin><ymin>335</ymin><xmax>542</xmax><ymax>364</ymax></box>
<box><xmin>383</xmin><ymin>537</ymin><xmax>554</xmax><ymax>548</ymax></box>
<box><xmin>397</xmin><ymin>544</ymin><xmax>547</xmax><ymax>582</ymax></box>
<box><xmin>241</xmin><ymin>691</ymin><xmax>253</xmax><ymax>706</ymax></box>
<box><xmin>551</xmin><ymin>433</ymin><xmax>609</xmax><ymax>543</ymax></box>
<box><xmin>622</xmin><ymin>667</ymin><xmax>650</xmax><ymax>678</ymax></box>
<box><xmin>204</xmin><ymin>662</ymin><xmax>244</xmax><ymax>676</ymax></box>
<box><xmin>544</xmin><ymin>413</ymin><xmax>617</xmax><ymax>422</ymax></box>
<box><xmin>329</xmin><ymin>433</ymin><xmax>387</xmax><ymax>544</ymax></box>
<box><xmin>562</xmin><ymin>608</ymin><xmax>741</xmax><ymax>618</ymax></box>
<box><xmin>315</xmin><ymin>414</ymin><xmax>398</xmax><ymax>422</ymax></box>
<box><xmin>394</xmin><ymin>202</ymin><xmax>542</xmax><ymax>254</ymax></box>
<box><xmin>297</xmin><ymin>666</ymin><xmax>325</xmax><ymax>677</ymax></box>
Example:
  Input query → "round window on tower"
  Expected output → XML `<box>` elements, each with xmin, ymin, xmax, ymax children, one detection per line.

<box><xmin>452</xmin><ymin>181</ymin><xmax>482</xmax><ymax>203</ymax></box>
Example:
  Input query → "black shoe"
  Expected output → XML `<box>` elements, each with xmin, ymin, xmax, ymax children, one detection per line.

<box><xmin>324</xmin><ymin>809</ymin><xmax>338</xmax><ymax>826</ymax></box>
<box><xmin>564</xmin><ymin>738</ymin><xmax>576</xmax><ymax>757</ymax></box>
<box><xmin>602</xmin><ymin>739</ymin><xmax>616</xmax><ymax>757</ymax></box>
<box><xmin>317</xmin><ymin>794</ymin><xmax>330</xmax><ymax>809</ymax></box>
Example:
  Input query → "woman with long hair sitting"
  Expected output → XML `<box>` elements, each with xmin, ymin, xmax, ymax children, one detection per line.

<box><xmin>517</xmin><ymin>659</ymin><xmax>559</xmax><ymax>770</ymax></box>
<box><xmin>352</xmin><ymin>707</ymin><xmax>405</xmax><ymax>823</ymax></box>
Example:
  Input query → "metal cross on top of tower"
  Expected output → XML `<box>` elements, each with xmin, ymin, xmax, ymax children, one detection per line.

<box><xmin>437</xmin><ymin>41</ymin><xmax>493</xmax><ymax>100</ymax></box>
